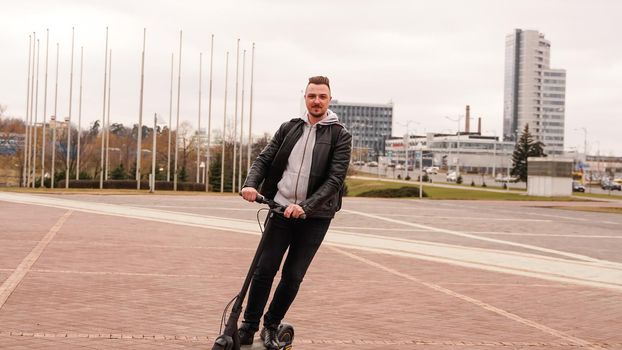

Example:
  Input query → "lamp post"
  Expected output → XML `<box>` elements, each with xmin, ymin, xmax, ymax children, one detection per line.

<box><xmin>417</xmin><ymin>142</ymin><xmax>424</xmax><ymax>198</ymax></box>
<box><xmin>485</xmin><ymin>129</ymin><xmax>497</xmax><ymax>178</ymax></box>
<box><xmin>445</xmin><ymin>115</ymin><xmax>463</xmax><ymax>175</ymax></box>
<box><xmin>398</xmin><ymin>120</ymin><xmax>419</xmax><ymax>179</ymax></box>
<box><xmin>575</xmin><ymin>127</ymin><xmax>588</xmax><ymax>161</ymax></box>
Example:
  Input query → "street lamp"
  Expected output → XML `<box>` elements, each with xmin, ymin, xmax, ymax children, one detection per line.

<box><xmin>574</xmin><ymin>127</ymin><xmax>588</xmax><ymax>160</ymax></box>
<box><xmin>445</xmin><ymin>115</ymin><xmax>463</xmax><ymax>174</ymax></box>
<box><xmin>485</xmin><ymin>129</ymin><xmax>497</xmax><ymax>178</ymax></box>
<box><xmin>398</xmin><ymin>120</ymin><xmax>420</xmax><ymax>178</ymax></box>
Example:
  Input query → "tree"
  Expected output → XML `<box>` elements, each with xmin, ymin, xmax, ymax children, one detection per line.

<box><xmin>510</xmin><ymin>124</ymin><xmax>547</xmax><ymax>183</ymax></box>
<box><xmin>110</xmin><ymin>164</ymin><xmax>128</xmax><ymax>180</ymax></box>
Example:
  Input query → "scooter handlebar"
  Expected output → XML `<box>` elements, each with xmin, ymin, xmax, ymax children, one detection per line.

<box><xmin>244</xmin><ymin>193</ymin><xmax>306</xmax><ymax>219</ymax></box>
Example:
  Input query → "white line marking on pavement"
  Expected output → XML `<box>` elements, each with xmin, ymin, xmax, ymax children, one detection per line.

<box><xmin>0</xmin><ymin>210</ymin><xmax>72</xmax><ymax>310</ymax></box>
<box><xmin>330</xmin><ymin>226</ymin><xmax>431</xmax><ymax>232</ymax></box>
<box><xmin>340</xmin><ymin>209</ymin><xmax>604</xmax><ymax>264</ymax></box>
<box><xmin>129</xmin><ymin>204</ymin><xmax>258</xmax><ymax>211</ymax></box>
<box><xmin>328</xmin><ymin>246</ymin><xmax>605</xmax><ymax>350</ymax></box>
<box><xmin>467</xmin><ymin>232</ymin><xmax>622</xmax><ymax>239</ymax></box>
<box><xmin>2</xmin><ymin>192</ymin><xmax>621</xmax><ymax>291</ymax></box>
<box><xmin>369</xmin><ymin>213</ymin><xmax>551</xmax><ymax>222</ymax></box>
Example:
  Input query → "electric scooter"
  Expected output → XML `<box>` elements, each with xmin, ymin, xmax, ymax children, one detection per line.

<box><xmin>211</xmin><ymin>194</ymin><xmax>300</xmax><ymax>350</ymax></box>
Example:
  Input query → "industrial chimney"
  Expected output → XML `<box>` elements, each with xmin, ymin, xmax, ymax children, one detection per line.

<box><xmin>465</xmin><ymin>105</ymin><xmax>470</xmax><ymax>133</ymax></box>
<box><xmin>477</xmin><ymin>117</ymin><xmax>482</xmax><ymax>134</ymax></box>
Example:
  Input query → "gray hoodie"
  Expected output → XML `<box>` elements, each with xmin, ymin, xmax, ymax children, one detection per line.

<box><xmin>274</xmin><ymin>110</ymin><xmax>341</xmax><ymax>207</ymax></box>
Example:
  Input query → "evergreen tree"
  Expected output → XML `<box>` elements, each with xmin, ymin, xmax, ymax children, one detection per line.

<box><xmin>110</xmin><ymin>164</ymin><xmax>128</xmax><ymax>180</ymax></box>
<box><xmin>179</xmin><ymin>166</ymin><xmax>188</xmax><ymax>182</ymax></box>
<box><xmin>510</xmin><ymin>124</ymin><xmax>547</xmax><ymax>183</ymax></box>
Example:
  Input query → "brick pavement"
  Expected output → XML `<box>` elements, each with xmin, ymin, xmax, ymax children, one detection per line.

<box><xmin>0</xmin><ymin>193</ymin><xmax>621</xmax><ymax>349</ymax></box>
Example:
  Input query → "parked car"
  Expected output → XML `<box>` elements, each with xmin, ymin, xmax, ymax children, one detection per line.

<box><xmin>386</xmin><ymin>163</ymin><xmax>396</xmax><ymax>168</ymax></box>
<box><xmin>601</xmin><ymin>181</ymin><xmax>621</xmax><ymax>191</ymax></box>
<box><xmin>572</xmin><ymin>181</ymin><xmax>585</xmax><ymax>193</ymax></box>
<box><xmin>395</xmin><ymin>164</ymin><xmax>405</xmax><ymax>170</ymax></box>
<box><xmin>425</xmin><ymin>166</ymin><xmax>439</xmax><ymax>175</ymax></box>
<box><xmin>366</xmin><ymin>161</ymin><xmax>378</xmax><ymax>167</ymax></box>
<box><xmin>352</xmin><ymin>160</ymin><xmax>365</xmax><ymax>166</ymax></box>
<box><xmin>446</xmin><ymin>172</ymin><xmax>458</xmax><ymax>182</ymax></box>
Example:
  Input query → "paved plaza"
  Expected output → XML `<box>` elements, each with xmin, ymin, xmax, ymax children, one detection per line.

<box><xmin>0</xmin><ymin>191</ymin><xmax>621</xmax><ymax>349</ymax></box>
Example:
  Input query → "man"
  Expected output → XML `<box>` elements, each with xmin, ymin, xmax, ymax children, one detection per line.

<box><xmin>239</xmin><ymin>76</ymin><xmax>352</xmax><ymax>349</ymax></box>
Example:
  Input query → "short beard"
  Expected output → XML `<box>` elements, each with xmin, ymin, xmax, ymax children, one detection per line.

<box><xmin>308</xmin><ymin>110</ymin><xmax>325</xmax><ymax>118</ymax></box>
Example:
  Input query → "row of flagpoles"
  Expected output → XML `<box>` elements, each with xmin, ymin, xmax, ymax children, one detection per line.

<box><xmin>21</xmin><ymin>27</ymin><xmax>256</xmax><ymax>192</ymax></box>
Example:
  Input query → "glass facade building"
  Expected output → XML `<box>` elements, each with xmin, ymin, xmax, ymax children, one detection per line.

<box><xmin>329</xmin><ymin>100</ymin><xmax>393</xmax><ymax>160</ymax></box>
<box><xmin>503</xmin><ymin>29</ymin><xmax>566</xmax><ymax>155</ymax></box>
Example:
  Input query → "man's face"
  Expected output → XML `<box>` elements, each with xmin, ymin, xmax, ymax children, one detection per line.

<box><xmin>305</xmin><ymin>83</ymin><xmax>331</xmax><ymax>118</ymax></box>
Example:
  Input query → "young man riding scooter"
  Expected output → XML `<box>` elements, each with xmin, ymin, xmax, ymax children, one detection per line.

<box><xmin>239</xmin><ymin>76</ymin><xmax>352</xmax><ymax>349</ymax></box>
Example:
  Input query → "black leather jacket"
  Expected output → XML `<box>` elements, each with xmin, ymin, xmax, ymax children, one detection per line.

<box><xmin>243</xmin><ymin>118</ymin><xmax>352</xmax><ymax>218</ymax></box>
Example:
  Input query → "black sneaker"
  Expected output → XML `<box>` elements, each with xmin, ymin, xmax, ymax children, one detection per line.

<box><xmin>238</xmin><ymin>326</ymin><xmax>255</xmax><ymax>346</ymax></box>
<box><xmin>260</xmin><ymin>324</ymin><xmax>279</xmax><ymax>349</ymax></box>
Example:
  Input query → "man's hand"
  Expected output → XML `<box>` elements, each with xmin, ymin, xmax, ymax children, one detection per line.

<box><xmin>240</xmin><ymin>187</ymin><xmax>258</xmax><ymax>202</ymax></box>
<box><xmin>284</xmin><ymin>204</ymin><xmax>305</xmax><ymax>219</ymax></box>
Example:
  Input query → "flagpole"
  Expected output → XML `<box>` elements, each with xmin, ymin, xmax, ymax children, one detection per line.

<box><xmin>99</xmin><ymin>27</ymin><xmax>108</xmax><ymax>189</ymax></box>
<box><xmin>22</xmin><ymin>34</ymin><xmax>31</xmax><ymax>188</ymax></box>
<box><xmin>231</xmin><ymin>39</ymin><xmax>239</xmax><ymax>193</ymax></box>
<box><xmin>205</xmin><ymin>34</ymin><xmax>214</xmax><ymax>192</ymax></box>
<box><xmin>136</xmin><ymin>28</ymin><xmax>146</xmax><ymax>189</ymax></box>
<box><xmin>27</xmin><ymin>32</ymin><xmax>35</xmax><ymax>188</ymax></box>
<box><xmin>247</xmin><ymin>43</ymin><xmax>255</xmax><ymax>172</ymax></box>
<box><xmin>65</xmin><ymin>27</ymin><xmax>74</xmax><ymax>189</ymax></box>
<box><xmin>105</xmin><ymin>49</ymin><xmax>112</xmax><ymax>180</ymax></box>
<box><xmin>51</xmin><ymin>42</ymin><xmax>59</xmax><ymax>189</ymax></box>
<box><xmin>238</xmin><ymin>49</ymin><xmax>246</xmax><ymax>191</ymax></box>
<box><xmin>41</xmin><ymin>29</ymin><xmax>49</xmax><ymax>185</ymax></box>
<box><xmin>220</xmin><ymin>51</ymin><xmax>229</xmax><ymax>193</ymax></box>
<box><xmin>167</xmin><ymin>53</ymin><xmax>173</xmax><ymax>182</ymax></box>
<box><xmin>196</xmin><ymin>52</ymin><xmax>203</xmax><ymax>183</ymax></box>
<box><xmin>76</xmin><ymin>46</ymin><xmax>84</xmax><ymax>180</ymax></box>
<box><xmin>32</xmin><ymin>38</ymin><xmax>41</xmax><ymax>188</ymax></box>
<box><xmin>174</xmin><ymin>30</ymin><xmax>183</xmax><ymax>191</ymax></box>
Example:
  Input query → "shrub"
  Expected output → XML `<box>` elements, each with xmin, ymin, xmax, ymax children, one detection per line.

<box><xmin>55</xmin><ymin>179</ymin><xmax>210</xmax><ymax>191</ymax></box>
<box><xmin>482</xmin><ymin>182</ymin><xmax>487</xmax><ymax>188</ymax></box>
<box><xmin>471</xmin><ymin>180</ymin><xmax>476</xmax><ymax>187</ymax></box>
<box><xmin>358</xmin><ymin>186</ymin><xmax>426</xmax><ymax>198</ymax></box>
<box><xmin>457</xmin><ymin>175</ymin><xmax>463</xmax><ymax>184</ymax></box>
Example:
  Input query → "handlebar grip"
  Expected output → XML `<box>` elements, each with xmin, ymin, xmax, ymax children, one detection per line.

<box><xmin>243</xmin><ymin>192</ymin><xmax>306</xmax><ymax>219</ymax></box>
<box><xmin>254</xmin><ymin>194</ymin><xmax>267</xmax><ymax>204</ymax></box>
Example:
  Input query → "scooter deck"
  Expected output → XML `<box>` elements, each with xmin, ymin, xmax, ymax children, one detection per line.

<box><xmin>241</xmin><ymin>344</ymin><xmax>292</xmax><ymax>350</ymax></box>
<box><xmin>240</xmin><ymin>339</ymin><xmax>293</xmax><ymax>350</ymax></box>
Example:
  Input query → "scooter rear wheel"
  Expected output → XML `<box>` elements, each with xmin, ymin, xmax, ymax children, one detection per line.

<box><xmin>278</xmin><ymin>323</ymin><xmax>294</xmax><ymax>347</ymax></box>
<box><xmin>259</xmin><ymin>323</ymin><xmax>295</xmax><ymax>348</ymax></box>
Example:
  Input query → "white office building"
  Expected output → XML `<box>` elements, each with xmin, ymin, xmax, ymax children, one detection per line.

<box><xmin>384</xmin><ymin>132</ymin><xmax>514</xmax><ymax>176</ymax></box>
<box><xmin>503</xmin><ymin>29</ymin><xmax>566</xmax><ymax>155</ymax></box>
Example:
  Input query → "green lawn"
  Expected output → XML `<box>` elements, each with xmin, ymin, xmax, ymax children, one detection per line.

<box><xmin>573</xmin><ymin>192</ymin><xmax>622</xmax><ymax>200</ymax></box>
<box><xmin>345</xmin><ymin>177</ymin><xmax>583</xmax><ymax>201</ymax></box>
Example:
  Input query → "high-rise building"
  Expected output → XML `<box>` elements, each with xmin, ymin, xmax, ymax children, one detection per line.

<box><xmin>329</xmin><ymin>100</ymin><xmax>393</xmax><ymax>160</ymax></box>
<box><xmin>503</xmin><ymin>29</ymin><xmax>566</xmax><ymax>155</ymax></box>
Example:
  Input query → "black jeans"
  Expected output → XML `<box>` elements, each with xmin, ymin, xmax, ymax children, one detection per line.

<box><xmin>242</xmin><ymin>212</ymin><xmax>331</xmax><ymax>330</ymax></box>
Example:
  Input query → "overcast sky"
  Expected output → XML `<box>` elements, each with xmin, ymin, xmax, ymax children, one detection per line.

<box><xmin>1</xmin><ymin>0</ymin><xmax>621</xmax><ymax>155</ymax></box>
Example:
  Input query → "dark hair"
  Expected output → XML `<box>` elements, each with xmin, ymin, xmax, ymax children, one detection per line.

<box><xmin>307</xmin><ymin>76</ymin><xmax>330</xmax><ymax>91</ymax></box>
